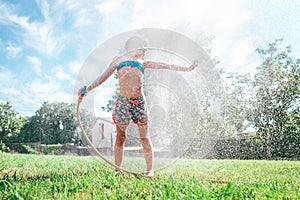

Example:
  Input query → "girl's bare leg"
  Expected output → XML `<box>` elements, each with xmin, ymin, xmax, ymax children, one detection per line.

<box><xmin>138</xmin><ymin>124</ymin><xmax>153</xmax><ymax>175</ymax></box>
<box><xmin>114</xmin><ymin>125</ymin><xmax>127</xmax><ymax>171</ymax></box>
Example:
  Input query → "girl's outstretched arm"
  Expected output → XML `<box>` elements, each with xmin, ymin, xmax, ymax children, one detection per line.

<box><xmin>87</xmin><ymin>63</ymin><xmax>117</xmax><ymax>92</ymax></box>
<box><xmin>78</xmin><ymin>58</ymin><xmax>118</xmax><ymax>100</ymax></box>
<box><xmin>143</xmin><ymin>60</ymin><xmax>198</xmax><ymax>72</ymax></box>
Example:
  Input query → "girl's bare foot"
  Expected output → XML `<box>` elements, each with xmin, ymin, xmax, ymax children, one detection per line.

<box><xmin>146</xmin><ymin>170</ymin><xmax>154</xmax><ymax>178</ymax></box>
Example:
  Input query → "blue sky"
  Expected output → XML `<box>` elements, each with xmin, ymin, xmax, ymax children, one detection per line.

<box><xmin>0</xmin><ymin>0</ymin><xmax>299</xmax><ymax>117</ymax></box>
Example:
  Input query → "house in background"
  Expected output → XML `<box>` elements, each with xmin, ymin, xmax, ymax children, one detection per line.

<box><xmin>91</xmin><ymin>117</ymin><xmax>116</xmax><ymax>149</ymax></box>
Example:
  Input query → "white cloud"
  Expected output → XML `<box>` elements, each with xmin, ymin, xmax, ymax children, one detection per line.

<box><xmin>94</xmin><ymin>0</ymin><xmax>133</xmax><ymax>36</ymax></box>
<box><xmin>95</xmin><ymin>0</ymin><xmax>118</xmax><ymax>13</ymax></box>
<box><xmin>17</xmin><ymin>79</ymin><xmax>73</xmax><ymax>116</ymax></box>
<box><xmin>1</xmin><ymin>1</ymin><xmax>102</xmax><ymax>58</ymax></box>
<box><xmin>48</xmin><ymin>0</ymin><xmax>99</xmax><ymax>28</ymax></box>
<box><xmin>129</xmin><ymin>0</ymin><xmax>252</xmax><ymax>32</ymax></box>
<box><xmin>6</xmin><ymin>42</ymin><xmax>22</xmax><ymax>59</ymax></box>
<box><xmin>0</xmin><ymin>67</ymin><xmax>25</xmax><ymax>114</ymax></box>
<box><xmin>4</xmin><ymin>9</ymin><xmax>64</xmax><ymax>57</ymax></box>
<box><xmin>1</xmin><ymin>0</ymin><xmax>266</xmax><ymax>116</ymax></box>
<box><xmin>94</xmin><ymin>0</ymin><xmax>254</xmax><ymax>73</ymax></box>
<box><xmin>0</xmin><ymin>3</ymin><xmax>15</xmax><ymax>25</ymax></box>
<box><xmin>26</xmin><ymin>80</ymin><xmax>59</xmax><ymax>97</ymax></box>
<box><xmin>0</xmin><ymin>66</ymin><xmax>17</xmax><ymax>88</ymax></box>
<box><xmin>68</xmin><ymin>60</ymin><xmax>82</xmax><ymax>75</ymax></box>
<box><xmin>51</xmin><ymin>65</ymin><xmax>72</xmax><ymax>81</ymax></box>
<box><xmin>27</xmin><ymin>56</ymin><xmax>42</xmax><ymax>75</ymax></box>
<box><xmin>0</xmin><ymin>65</ymin><xmax>74</xmax><ymax>116</ymax></box>
<box><xmin>1</xmin><ymin>65</ymin><xmax>72</xmax><ymax>114</ymax></box>
<box><xmin>231</xmin><ymin>40</ymin><xmax>256</xmax><ymax>65</ymax></box>
<box><xmin>216</xmin><ymin>37</ymin><xmax>261</xmax><ymax>74</ymax></box>
<box><xmin>0</xmin><ymin>68</ymin><xmax>19</xmax><ymax>97</ymax></box>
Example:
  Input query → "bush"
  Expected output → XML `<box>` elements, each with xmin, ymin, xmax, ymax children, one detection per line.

<box><xmin>214</xmin><ymin>136</ymin><xmax>267</xmax><ymax>159</ymax></box>
<box><xmin>21</xmin><ymin>144</ymin><xmax>39</xmax><ymax>155</ymax></box>
<box><xmin>42</xmin><ymin>144</ymin><xmax>64</xmax><ymax>155</ymax></box>
<box><xmin>6</xmin><ymin>143</ymin><xmax>40</xmax><ymax>154</ymax></box>
<box><xmin>0</xmin><ymin>142</ymin><xmax>10</xmax><ymax>153</ymax></box>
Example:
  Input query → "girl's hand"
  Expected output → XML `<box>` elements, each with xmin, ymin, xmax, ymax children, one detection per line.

<box><xmin>78</xmin><ymin>86</ymin><xmax>87</xmax><ymax>102</ymax></box>
<box><xmin>188</xmin><ymin>60</ymin><xmax>198</xmax><ymax>71</ymax></box>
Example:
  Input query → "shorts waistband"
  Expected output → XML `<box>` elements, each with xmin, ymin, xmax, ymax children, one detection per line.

<box><xmin>118</xmin><ymin>95</ymin><xmax>144</xmax><ymax>101</ymax></box>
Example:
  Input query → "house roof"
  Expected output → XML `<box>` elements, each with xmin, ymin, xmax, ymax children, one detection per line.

<box><xmin>91</xmin><ymin>117</ymin><xmax>114</xmax><ymax>127</ymax></box>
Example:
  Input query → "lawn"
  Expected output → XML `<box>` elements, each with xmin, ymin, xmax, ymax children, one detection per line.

<box><xmin>1</xmin><ymin>153</ymin><xmax>299</xmax><ymax>199</ymax></box>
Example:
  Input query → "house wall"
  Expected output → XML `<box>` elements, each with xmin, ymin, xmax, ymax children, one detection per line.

<box><xmin>92</xmin><ymin>118</ymin><xmax>116</xmax><ymax>148</ymax></box>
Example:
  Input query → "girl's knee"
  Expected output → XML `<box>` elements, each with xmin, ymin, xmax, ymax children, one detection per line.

<box><xmin>138</xmin><ymin>124</ymin><xmax>150</xmax><ymax>139</ymax></box>
<box><xmin>116</xmin><ymin>134</ymin><xmax>126</xmax><ymax>145</ymax></box>
<box><xmin>116</xmin><ymin>124</ymin><xmax>128</xmax><ymax>132</ymax></box>
<box><xmin>115</xmin><ymin>125</ymin><xmax>127</xmax><ymax>146</ymax></box>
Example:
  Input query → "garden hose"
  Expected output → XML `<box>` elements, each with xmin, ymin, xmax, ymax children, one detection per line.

<box><xmin>76</xmin><ymin>98</ymin><xmax>143</xmax><ymax>177</ymax></box>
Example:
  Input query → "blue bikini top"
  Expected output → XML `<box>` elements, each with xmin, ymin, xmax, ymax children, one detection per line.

<box><xmin>117</xmin><ymin>60</ymin><xmax>144</xmax><ymax>74</ymax></box>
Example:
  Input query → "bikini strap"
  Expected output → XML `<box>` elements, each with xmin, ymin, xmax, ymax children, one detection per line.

<box><xmin>117</xmin><ymin>60</ymin><xmax>144</xmax><ymax>73</ymax></box>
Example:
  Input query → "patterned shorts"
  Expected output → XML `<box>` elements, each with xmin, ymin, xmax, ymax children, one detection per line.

<box><xmin>112</xmin><ymin>95</ymin><xmax>149</xmax><ymax>126</ymax></box>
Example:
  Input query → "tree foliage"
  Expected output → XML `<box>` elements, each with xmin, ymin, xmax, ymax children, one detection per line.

<box><xmin>0</xmin><ymin>101</ymin><xmax>24</xmax><ymax>142</ymax></box>
<box><xmin>250</xmin><ymin>39</ymin><xmax>300</xmax><ymax>158</ymax></box>
<box><xmin>13</xmin><ymin>102</ymin><xmax>94</xmax><ymax>145</ymax></box>
<box><xmin>217</xmin><ymin>39</ymin><xmax>299</xmax><ymax>159</ymax></box>
<box><xmin>223</xmin><ymin>73</ymin><xmax>252</xmax><ymax>134</ymax></box>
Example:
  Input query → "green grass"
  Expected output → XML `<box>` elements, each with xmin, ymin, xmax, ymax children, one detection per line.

<box><xmin>1</xmin><ymin>153</ymin><xmax>299</xmax><ymax>199</ymax></box>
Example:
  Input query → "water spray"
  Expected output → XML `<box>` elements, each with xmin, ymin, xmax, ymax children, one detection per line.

<box><xmin>74</xmin><ymin>28</ymin><xmax>225</xmax><ymax>177</ymax></box>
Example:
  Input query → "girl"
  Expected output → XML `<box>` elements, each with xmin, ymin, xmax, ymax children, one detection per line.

<box><xmin>78</xmin><ymin>36</ymin><xmax>198</xmax><ymax>177</ymax></box>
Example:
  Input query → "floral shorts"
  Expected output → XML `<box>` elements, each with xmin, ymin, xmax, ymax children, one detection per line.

<box><xmin>112</xmin><ymin>95</ymin><xmax>149</xmax><ymax>126</ymax></box>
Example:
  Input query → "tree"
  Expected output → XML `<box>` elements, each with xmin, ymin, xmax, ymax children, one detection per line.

<box><xmin>0</xmin><ymin>101</ymin><xmax>24</xmax><ymax>143</ymax></box>
<box><xmin>223</xmin><ymin>72</ymin><xmax>253</xmax><ymax>135</ymax></box>
<box><xmin>251</xmin><ymin>39</ymin><xmax>300</xmax><ymax>158</ymax></box>
<box><xmin>282</xmin><ymin>109</ymin><xmax>300</xmax><ymax>159</ymax></box>
<box><xmin>16</xmin><ymin>102</ymin><xmax>94</xmax><ymax>145</ymax></box>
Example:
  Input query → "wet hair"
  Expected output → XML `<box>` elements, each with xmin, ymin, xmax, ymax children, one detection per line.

<box><xmin>125</xmin><ymin>36</ymin><xmax>147</xmax><ymax>52</ymax></box>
